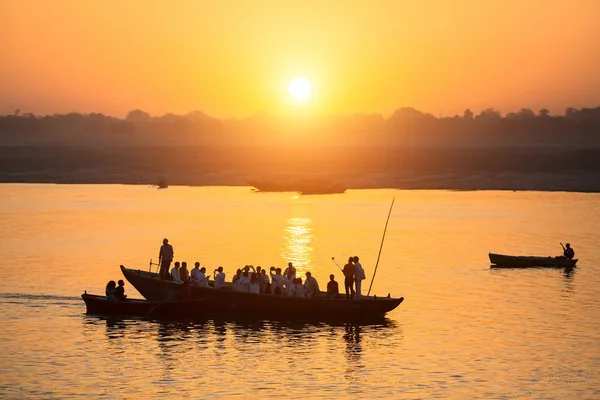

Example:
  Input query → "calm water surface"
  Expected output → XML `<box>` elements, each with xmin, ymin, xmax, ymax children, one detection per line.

<box><xmin>0</xmin><ymin>184</ymin><xmax>599</xmax><ymax>399</ymax></box>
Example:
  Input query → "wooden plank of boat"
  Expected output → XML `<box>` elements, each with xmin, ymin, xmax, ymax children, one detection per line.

<box><xmin>120</xmin><ymin>265</ymin><xmax>403</xmax><ymax>318</ymax></box>
<box><xmin>489</xmin><ymin>252</ymin><xmax>578</xmax><ymax>268</ymax></box>
<box><xmin>81</xmin><ymin>293</ymin><xmax>206</xmax><ymax>317</ymax></box>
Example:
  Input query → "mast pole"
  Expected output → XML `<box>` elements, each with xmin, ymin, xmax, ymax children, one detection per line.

<box><xmin>367</xmin><ymin>197</ymin><xmax>395</xmax><ymax>296</ymax></box>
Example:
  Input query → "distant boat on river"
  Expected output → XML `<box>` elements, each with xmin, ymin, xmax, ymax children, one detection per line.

<box><xmin>489</xmin><ymin>252</ymin><xmax>578</xmax><ymax>268</ymax></box>
<box><xmin>249</xmin><ymin>178</ymin><xmax>346</xmax><ymax>195</ymax></box>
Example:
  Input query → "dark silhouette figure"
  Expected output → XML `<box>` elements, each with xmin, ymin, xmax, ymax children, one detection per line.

<box><xmin>105</xmin><ymin>280</ymin><xmax>116</xmax><ymax>299</ymax></box>
<box><xmin>562</xmin><ymin>243</ymin><xmax>575</xmax><ymax>259</ymax></box>
<box><xmin>342</xmin><ymin>257</ymin><xmax>356</xmax><ymax>299</ymax></box>
<box><xmin>158</xmin><ymin>238</ymin><xmax>174</xmax><ymax>280</ymax></box>
<box><xmin>115</xmin><ymin>279</ymin><xmax>127</xmax><ymax>301</ymax></box>
<box><xmin>326</xmin><ymin>274</ymin><xmax>339</xmax><ymax>298</ymax></box>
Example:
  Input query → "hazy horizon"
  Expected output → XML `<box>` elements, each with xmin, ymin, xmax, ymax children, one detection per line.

<box><xmin>2</xmin><ymin>0</ymin><xmax>600</xmax><ymax>119</ymax></box>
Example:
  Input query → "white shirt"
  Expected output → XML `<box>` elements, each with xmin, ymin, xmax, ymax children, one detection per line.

<box><xmin>249</xmin><ymin>282</ymin><xmax>260</xmax><ymax>294</ymax></box>
<box><xmin>355</xmin><ymin>262</ymin><xmax>365</xmax><ymax>280</ymax></box>
<box><xmin>214</xmin><ymin>272</ymin><xmax>226</xmax><ymax>289</ymax></box>
<box><xmin>170</xmin><ymin>267</ymin><xmax>182</xmax><ymax>282</ymax></box>
<box><xmin>232</xmin><ymin>274</ymin><xmax>243</xmax><ymax>292</ymax></box>
<box><xmin>190</xmin><ymin>268</ymin><xmax>201</xmax><ymax>284</ymax></box>
<box><xmin>238</xmin><ymin>276</ymin><xmax>251</xmax><ymax>292</ymax></box>
<box><xmin>304</xmin><ymin>276</ymin><xmax>320</xmax><ymax>296</ymax></box>
<box><xmin>283</xmin><ymin>276</ymin><xmax>294</xmax><ymax>296</ymax></box>
<box><xmin>293</xmin><ymin>283</ymin><xmax>305</xmax><ymax>297</ymax></box>
<box><xmin>271</xmin><ymin>274</ymin><xmax>284</xmax><ymax>294</ymax></box>
<box><xmin>283</xmin><ymin>266</ymin><xmax>297</xmax><ymax>280</ymax></box>
<box><xmin>195</xmin><ymin>271</ymin><xmax>209</xmax><ymax>287</ymax></box>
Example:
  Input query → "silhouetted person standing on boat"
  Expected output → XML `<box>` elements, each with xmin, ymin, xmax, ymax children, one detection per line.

<box><xmin>284</xmin><ymin>262</ymin><xmax>297</xmax><ymax>280</ymax></box>
<box><xmin>562</xmin><ymin>243</ymin><xmax>575</xmax><ymax>259</ymax></box>
<box><xmin>342</xmin><ymin>257</ymin><xmax>356</xmax><ymax>299</ymax></box>
<box><xmin>158</xmin><ymin>238</ymin><xmax>174</xmax><ymax>280</ymax></box>
<box><xmin>353</xmin><ymin>256</ymin><xmax>366</xmax><ymax>298</ymax></box>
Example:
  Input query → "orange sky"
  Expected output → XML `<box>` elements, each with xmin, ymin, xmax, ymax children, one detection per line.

<box><xmin>1</xmin><ymin>0</ymin><xmax>599</xmax><ymax>118</ymax></box>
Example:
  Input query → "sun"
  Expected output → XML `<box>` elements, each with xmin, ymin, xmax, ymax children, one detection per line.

<box><xmin>288</xmin><ymin>78</ymin><xmax>312</xmax><ymax>101</ymax></box>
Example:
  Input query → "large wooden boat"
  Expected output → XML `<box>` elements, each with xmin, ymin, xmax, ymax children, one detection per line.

<box><xmin>120</xmin><ymin>265</ymin><xmax>403</xmax><ymax>318</ymax></box>
<box><xmin>489</xmin><ymin>253</ymin><xmax>578</xmax><ymax>268</ymax></box>
<box><xmin>82</xmin><ymin>292</ymin><xmax>206</xmax><ymax>317</ymax></box>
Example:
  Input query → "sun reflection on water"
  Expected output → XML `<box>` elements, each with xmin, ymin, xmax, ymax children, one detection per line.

<box><xmin>281</xmin><ymin>217</ymin><xmax>313</xmax><ymax>272</ymax></box>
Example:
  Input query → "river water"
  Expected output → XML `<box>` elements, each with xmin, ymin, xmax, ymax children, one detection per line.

<box><xmin>0</xmin><ymin>184</ymin><xmax>598</xmax><ymax>399</ymax></box>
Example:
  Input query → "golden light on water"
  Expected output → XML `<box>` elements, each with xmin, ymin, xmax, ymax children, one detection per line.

<box><xmin>281</xmin><ymin>216</ymin><xmax>313</xmax><ymax>272</ymax></box>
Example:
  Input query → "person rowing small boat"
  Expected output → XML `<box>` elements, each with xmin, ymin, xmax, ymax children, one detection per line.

<box><xmin>560</xmin><ymin>242</ymin><xmax>575</xmax><ymax>260</ymax></box>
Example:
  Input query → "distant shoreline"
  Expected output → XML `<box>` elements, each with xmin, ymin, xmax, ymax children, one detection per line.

<box><xmin>2</xmin><ymin>145</ymin><xmax>600</xmax><ymax>193</ymax></box>
<box><xmin>2</xmin><ymin>172</ymin><xmax>599</xmax><ymax>193</ymax></box>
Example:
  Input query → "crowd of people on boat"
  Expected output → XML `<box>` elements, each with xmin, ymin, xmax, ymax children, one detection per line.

<box><xmin>146</xmin><ymin>238</ymin><xmax>369</xmax><ymax>300</ymax></box>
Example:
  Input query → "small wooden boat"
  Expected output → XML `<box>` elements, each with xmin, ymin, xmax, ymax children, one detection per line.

<box><xmin>120</xmin><ymin>265</ymin><xmax>403</xmax><ymax>318</ymax></box>
<box><xmin>81</xmin><ymin>293</ymin><xmax>205</xmax><ymax>317</ymax></box>
<box><xmin>489</xmin><ymin>252</ymin><xmax>578</xmax><ymax>268</ymax></box>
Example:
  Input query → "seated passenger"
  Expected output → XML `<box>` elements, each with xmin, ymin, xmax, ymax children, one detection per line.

<box><xmin>293</xmin><ymin>277</ymin><xmax>305</xmax><ymax>297</ymax></box>
<box><xmin>259</xmin><ymin>268</ymin><xmax>270</xmax><ymax>293</ymax></box>
<box><xmin>563</xmin><ymin>243</ymin><xmax>575</xmax><ymax>259</ymax></box>
<box><xmin>179</xmin><ymin>261</ymin><xmax>190</xmax><ymax>283</ymax></box>
<box><xmin>249</xmin><ymin>274</ymin><xmax>260</xmax><ymax>294</ymax></box>
<box><xmin>213</xmin><ymin>266</ymin><xmax>226</xmax><ymax>289</ymax></box>
<box><xmin>190</xmin><ymin>262</ymin><xmax>201</xmax><ymax>285</ymax></box>
<box><xmin>283</xmin><ymin>270</ymin><xmax>295</xmax><ymax>296</ymax></box>
<box><xmin>193</xmin><ymin>267</ymin><xmax>209</xmax><ymax>288</ymax></box>
<box><xmin>238</xmin><ymin>271</ymin><xmax>251</xmax><ymax>292</ymax></box>
<box><xmin>105</xmin><ymin>280</ymin><xmax>117</xmax><ymax>300</ymax></box>
<box><xmin>326</xmin><ymin>274</ymin><xmax>339</xmax><ymax>299</ymax></box>
<box><xmin>270</xmin><ymin>267</ymin><xmax>284</xmax><ymax>295</ymax></box>
<box><xmin>170</xmin><ymin>261</ymin><xmax>182</xmax><ymax>283</ymax></box>
<box><xmin>304</xmin><ymin>272</ymin><xmax>320</xmax><ymax>298</ymax></box>
<box><xmin>232</xmin><ymin>269</ymin><xmax>243</xmax><ymax>292</ymax></box>
<box><xmin>115</xmin><ymin>280</ymin><xmax>127</xmax><ymax>301</ymax></box>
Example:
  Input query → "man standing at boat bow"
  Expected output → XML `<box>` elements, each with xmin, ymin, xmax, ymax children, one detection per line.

<box><xmin>158</xmin><ymin>238</ymin><xmax>174</xmax><ymax>280</ymax></box>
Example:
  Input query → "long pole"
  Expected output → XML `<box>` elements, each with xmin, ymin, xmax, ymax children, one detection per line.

<box><xmin>367</xmin><ymin>197</ymin><xmax>395</xmax><ymax>296</ymax></box>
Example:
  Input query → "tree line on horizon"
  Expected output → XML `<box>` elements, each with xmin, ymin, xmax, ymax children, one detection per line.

<box><xmin>1</xmin><ymin>106</ymin><xmax>599</xmax><ymax>147</ymax></box>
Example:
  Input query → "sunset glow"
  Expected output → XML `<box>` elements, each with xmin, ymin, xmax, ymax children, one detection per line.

<box><xmin>288</xmin><ymin>78</ymin><xmax>312</xmax><ymax>102</ymax></box>
<box><xmin>1</xmin><ymin>1</ymin><xmax>599</xmax><ymax>118</ymax></box>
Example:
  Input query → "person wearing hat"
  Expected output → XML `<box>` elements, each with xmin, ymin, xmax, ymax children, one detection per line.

<box><xmin>158</xmin><ymin>238</ymin><xmax>174</xmax><ymax>280</ymax></box>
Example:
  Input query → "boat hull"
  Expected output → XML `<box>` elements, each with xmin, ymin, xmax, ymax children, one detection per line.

<box><xmin>82</xmin><ymin>293</ymin><xmax>205</xmax><ymax>317</ymax></box>
<box><xmin>120</xmin><ymin>266</ymin><xmax>403</xmax><ymax>318</ymax></box>
<box><xmin>489</xmin><ymin>253</ymin><xmax>578</xmax><ymax>268</ymax></box>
